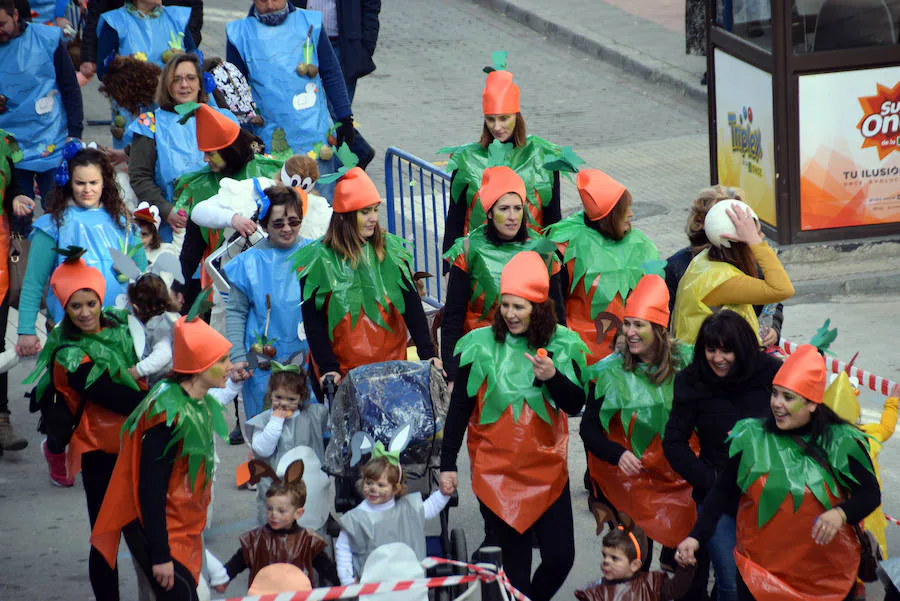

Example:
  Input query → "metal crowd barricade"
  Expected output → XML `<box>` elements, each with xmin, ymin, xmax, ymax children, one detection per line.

<box><xmin>384</xmin><ymin>147</ymin><xmax>451</xmax><ymax>309</ymax></box>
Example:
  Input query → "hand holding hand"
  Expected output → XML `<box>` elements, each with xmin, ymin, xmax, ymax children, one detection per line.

<box><xmin>152</xmin><ymin>562</ymin><xmax>175</xmax><ymax>591</ymax></box>
<box><xmin>128</xmin><ymin>366</ymin><xmax>141</xmax><ymax>381</ymax></box>
<box><xmin>722</xmin><ymin>205</ymin><xmax>763</xmax><ymax>246</ymax></box>
<box><xmin>618</xmin><ymin>450</ymin><xmax>643</xmax><ymax>476</ymax></box>
<box><xmin>230</xmin><ymin>362</ymin><xmax>252</xmax><ymax>382</ymax></box>
<box><xmin>525</xmin><ymin>350</ymin><xmax>557</xmax><ymax>382</ymax></box>
<box><xmin>812</xmin><ymin>508</ymin><xmax>845</xmax><ymax>545</ymax></box>
<box><xmin>12</xmin><ymin>195</ymin><xmax>35</xmax><ymax>217</ymax></box>
<box><xmin>167</xmin><ymin>210</ymin><xmax>187</xmax><ymax>231</ymax></box>
<box><xmin>15</xmin><ymin>334</ymin><xmax>41</xmax><ymax>357</ymax></box>
<box><xmin>213</xmin><ymin>583</ymin><xmax>229</xmax><ymax>594</ymax></box>
<box><xmin>675</xmin><ymin>537</ymin><xmax>700</xmax><ymax>566</ymax></box>
<box><xmin>231</xmin><ymin>215</ymin><xmax>257</xmax><ymax>237</ymax></box>
<box><xmin>439</xmin><ymin>471</ymin><xmax>458</xmax><ymax>496</ymax></box>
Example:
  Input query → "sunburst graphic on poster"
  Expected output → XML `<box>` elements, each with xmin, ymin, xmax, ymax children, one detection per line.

<box><xmin>857</xmin><ymin>81</ymin><xmax>900</xmax><ymax>160</ymax></box>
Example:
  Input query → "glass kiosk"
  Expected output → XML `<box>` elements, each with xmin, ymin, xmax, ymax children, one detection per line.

<box><xmin>706</xmin><ymin>0</ymin><xmax>900</xmax><ymax>243</ymax></box>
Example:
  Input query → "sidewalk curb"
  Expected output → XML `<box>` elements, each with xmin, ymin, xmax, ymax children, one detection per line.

<box><xmin>791</xmin><ymin>271</ymin><xmax>900</xmax><ymax>301</ymax></box>
<box><xmin>473</xmin><ymin>0</ymin><xmax>708</xmax><ymax>104</ymax></box>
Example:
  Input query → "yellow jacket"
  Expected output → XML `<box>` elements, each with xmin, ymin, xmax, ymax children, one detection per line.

<box><xmin>672</xmin><ymin>249</ymin><xmax>759</xmax><ymax>344</ymax></box>
<box><xmin>861</xmin><ymin>396</ymin><xmax>898</xmax><ymax>559</ymax></box>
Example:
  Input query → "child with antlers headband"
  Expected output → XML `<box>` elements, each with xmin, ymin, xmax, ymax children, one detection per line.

<box><xmin>215</xmin><ymin>458</ymin><xmax>337</xmax><ymax>591</ymax></box>
<box><xmin>335</xmin><ymin>426</ymin><xmax>452</xmax><ymax>585</ymax></box>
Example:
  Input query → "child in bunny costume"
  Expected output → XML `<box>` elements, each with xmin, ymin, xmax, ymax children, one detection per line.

<box><xmin>335</xmin><ymin>427</ymin><xmax>452</xmax><ymax>584</ymax></box>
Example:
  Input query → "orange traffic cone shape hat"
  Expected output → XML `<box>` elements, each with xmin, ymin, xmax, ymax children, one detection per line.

<box><xmin>195</xmin><ymin>104</ymin><xmax>240</xmax><ymax>152</ymax></box>
<box><xmin>500</xmin><ymin>250</ymin><xmax>549</xmax><ymax>303</ymax></box>
<box><xmin>173</xmin><ymin>315</ymin><xmax>232</xmax><ymax>374</ymax></box>
<box><xmin>332</xmin><ymin>166</ymin><xmax>381</xmax><ymax>214</ymax></box>
<box><xmin>483</xmin><ymin>70</ymin><xmax>520</xmax><ymax>115</ymax></box>
<box><xmin>479</xmin><ymin>166</ymin><xmax>526</xmax><ymax>214</ymax></box>
<box><xmin>577</xmin><ymin>169</ymin><xmax>627</xmax><ymax>221</ymax></box>
<box><xmin>50</xmin><ymin>254</ymin><xmax>107</xmax><ymax>308</ymax></box>
<box><xmin>248</xmin><ymin>564</ymin><xmax>312</xmax><ymax>595</ymax></box>
<box><xmin>624</xmin><ymin>274</ymin><xmax>670</xmax><ymax>327</ymax></box>
<box><xmin>772</xmin><ymin>343</ymin><xmax>827</xmax><ymax>404</ymax></box>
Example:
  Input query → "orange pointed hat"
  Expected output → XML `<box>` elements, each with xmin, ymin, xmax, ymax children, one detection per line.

<box><xmin>195</xmin><ymin>104</ymin><xmax>240</xmax><ymax>152</ymax></box>
<box><xmin>624</xmin><ymin>274</ymin><xmax>670</xmax><ymax>327</ymax></box>
<box><xmin>172</xmin><ymin>289</ymin><xmax>232</xmax><ymax>374</ymax></box>
<box><xmin>483</xmin><ymin>70</ymin><xmax>520</xmax><ymax>115</ymax></box>
<box><xmin>772</xmin><ymin>344</ymin><xmax>827</xmax><ymax>404</ymax></box>
<box><xmin>50</xmin><ymin>255</ymin><xmax>107</xmax><ymax>308</ymax></box>
<box><xmin>577</xmin><ymin>169</ymin><xmax>627</xmax><ymax>221</ymax></box>
<box><xmin>500</xmin><ymin>250</ymin><xmax>549</xmax><ymax>303</ymax></box>
<box><xmin>332</xmin><ymin>167</ymin><xmax>381</xmax><ymax>213</ymax></box>
<box><xmin>479</xmin><ymin>166</ymin><xmax>526</xmax><ymax>213</ymax></box>
<box><xmin>248</xmin><ymin>564</ymin><xmax>312</xmax><ymax>595</ymax></box>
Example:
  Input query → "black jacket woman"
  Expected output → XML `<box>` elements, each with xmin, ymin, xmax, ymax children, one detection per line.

<box><xmin>663</xmin><ymin>310</ymin><xmax>781</xmax><ymax>601</ymax></box>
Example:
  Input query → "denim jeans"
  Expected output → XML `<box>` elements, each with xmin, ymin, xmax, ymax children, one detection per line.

<box><xmin>14</xmin><ymin>167</ymin><xmax>55</xmax><ymax>236</ymax></box>
<box><xmin>708</xmin><ymin>513</ymin><xmax>738</xmax><ymax>601</ymax></box>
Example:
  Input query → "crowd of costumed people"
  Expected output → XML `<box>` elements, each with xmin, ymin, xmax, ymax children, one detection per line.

<box><xmin>1</xmin><ymin>1</ymin><xmax>897</xmax><ymax>601</ymax></box>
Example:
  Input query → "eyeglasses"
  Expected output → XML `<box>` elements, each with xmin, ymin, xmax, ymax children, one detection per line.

<box><xmin>270</xmin><ymin>217</ymin><xmax>302</xmax><ymax>230</ymax></box>
<box><xmin>172</xmin><ymin>74</ymin><xmax>198</xmax><ymax>84</ymax></box>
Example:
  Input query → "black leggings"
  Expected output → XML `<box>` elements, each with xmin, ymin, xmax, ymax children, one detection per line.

<box><xmin>479</xmin><ymin>482</ymin><xmax>575</xmax><ymax>601</ymax></box>
<box><xmin>0</xmin><ymin>296</ymin><xmax>9</xmax><ymax>414</ymax></box>
<box><xmin>125</xmin><ymin>521</ymin><xmax>199</xmax><ymax>601</ymax></box>
<box><xmin>82</xmin><ymin>451</ymin><xmax>123</xmax><ymax>601</ymax></box>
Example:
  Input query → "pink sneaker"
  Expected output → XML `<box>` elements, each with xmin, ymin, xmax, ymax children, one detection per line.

<box><xmin>42</xmin><ymin>439</ymin><xmax>74</xmax><ymax>487</ymax></box>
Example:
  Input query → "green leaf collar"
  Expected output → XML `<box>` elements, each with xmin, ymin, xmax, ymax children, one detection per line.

<box><xmin>292</xmin><ymin>233</ymin><xmax>415</xmax><ymax>340</ymax></box>
<box><xmin>728</xmin><ymin>418</ymin><xmax>874</xmax><ymax>527</ymax></box>
<box><xmin>24</xmin><ymin>308</ymin><xmax>140</xmax><ymax>402</ymax></box>
<box><xmin>124</xmin><ymin>380</ymin><xmax>229</xmax><ymax>489</ymax></box>
<box><xmin>588</xmin><ymin>342</ymin><xmax>693</xmax><ymax>458</ymax></box>
<box><xmin>545</xmin><ymin>213</ymin><xmax>662</xmax><ymax>318</ymax></box>
<box><xmin>456</xmin><ymin>326</ymin><xmax>587</xmax><ymax>425</ymax></box>
<box><xmin>443</xmin><ymin>226</ymin><xmax>557</xmax><ymax>319</ymax></box>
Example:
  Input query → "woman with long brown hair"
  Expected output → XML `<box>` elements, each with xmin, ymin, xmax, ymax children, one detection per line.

<box><xmin>672</xmin><ymin>199</ymin><xmax>793</xmax><ymax>344</ymax></box>
<box><xmin>293</xmin><ymin>167</ymin><xmax>439</xmax><ymax>390</ymax></box>
<box><xmin>439</xmin><ymin>250</ymin><xmax>588</xmax><ymax>601</ymax></box>
<box><xmin>16</xmin><ymin>145</ymin><xmax>146</xmax><ymax>357</ymax></box>
<box><xmin>580</xmin><ymin>275</ymin><xmax>698</xmax><ymax>577</ymax></box>
<box><xmin>439</xmin><ymin>55</ymin><xmax>565</xmax><ymax>257</ymax></box>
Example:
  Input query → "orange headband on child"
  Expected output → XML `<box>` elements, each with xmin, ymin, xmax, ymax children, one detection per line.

<box><xmin>617</xmin><ymin>526</ymin><xmax>642</xmax><ymax>562</ymax></box>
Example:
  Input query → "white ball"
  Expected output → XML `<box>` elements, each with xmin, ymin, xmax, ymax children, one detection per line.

<box><xmin>704</xmin><ymin>199</ymin><xmax>758</xmax><ymax>248</ymax></box>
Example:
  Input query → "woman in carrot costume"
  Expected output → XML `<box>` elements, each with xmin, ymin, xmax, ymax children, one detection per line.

<box><xmin>545</xmin><ymin>169</ymin><xmax>660</xmax><ymax>364</ymax></box>
<box><xmin>439</xmin><ymin>250</ymin><xmax>588</xmax><ymax>601</ymax></box>
<box><xmin>439</xmin><ymin>52</ymin><xmax>573</xmax><ymax>256</ymax></box>
<box><xmin>441</xmin><ymin>165</ymin><xmax>564</xmax><ymax>384</ymax></box>
<box><xmin>25</xmin><ymin>250</ymin><xmax>146</xmax><ymax>600</ymax></box>
<box><xmin>171</xmin><ymin>103</ymin><xmax>282</xmax><ymax>310</ymax></box>
<box><xmin>676</xmin><ymin>344</ymin><xmax>881</xmax><ymax>601</ymax></box>
<box><xmin>580</xmin><ymin>275</ymin><xmax>696</xmax><ymax>563</ymax></box>
<box><xmin>293</xmin><ymin>166</ymin><xmax>439</xmax><ymax>389</ymax></box>
<box><xmin>91</xmin><ymin>292</ymin><xmax>232</xmax><ymax>601</ymax></box>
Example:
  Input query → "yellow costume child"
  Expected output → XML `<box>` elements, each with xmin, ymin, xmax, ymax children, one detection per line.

<box><xmin>825</xmin><ymin>373</ymin><xmax>899</xmax><ymax>558</ymax></box>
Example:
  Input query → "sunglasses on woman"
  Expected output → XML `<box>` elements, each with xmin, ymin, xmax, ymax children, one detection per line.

<box><xmin>270</xmin><ymin>217</ymin><xmax>302</xmax><ymax>229</ymax></box>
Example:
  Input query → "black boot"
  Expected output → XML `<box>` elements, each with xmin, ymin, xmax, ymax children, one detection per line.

<box><xmin>229</xmin><ymin>399</ymin><xmax>244</xmax><ymax>445</ymax></box>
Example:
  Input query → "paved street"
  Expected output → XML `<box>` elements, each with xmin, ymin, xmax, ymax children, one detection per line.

<box><xmin>1</xmin><ymin>0</ymin><xmax>897</xmax><ymax>600</ymax></box>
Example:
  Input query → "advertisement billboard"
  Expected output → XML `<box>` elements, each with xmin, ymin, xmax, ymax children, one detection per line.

<box><xmin>798</xmin><ymin>66</ymin><xmax>900</xmax><ymax>230</ymax></box>
<box><xmin>714</xmin><ymin>49</ymin><xmax>777</xmax><ymax>226</ymax></box>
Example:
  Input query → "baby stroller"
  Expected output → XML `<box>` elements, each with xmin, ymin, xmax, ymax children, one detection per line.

<box><xmin>322</xmin><ymin>360</ymin><xmax>468</xmax><ymax>600</ymax></box>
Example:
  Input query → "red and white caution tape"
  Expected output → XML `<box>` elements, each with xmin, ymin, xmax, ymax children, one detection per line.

<box><xmin>884</xmin><ymin>513</ymin><xmax>900</xmax><ymax>528</ymax></box>
<box><xmin>779</xmin><ymin>339</ymin><xmax>898</xmax><ymax>396</ymax></box>
<box><xmin>212</xmin><ymin>556</ymin><xmax>530</xmax><ymax>601</ymax></box>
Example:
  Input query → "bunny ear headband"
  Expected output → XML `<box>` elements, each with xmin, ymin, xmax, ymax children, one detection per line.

<box><xmin>109</xmin><ymin>247</ymin><xmax>185</xmax><ymax>286</ymax></box>
<box><xmin>247</xmin><ymin>458</ymin><xmax>305</xmax><ymax>486</ymax></box>
<box><xmin>349</xmin><ymin>424</ymin><xmax>413</xmax><ymax>475</ymax></box>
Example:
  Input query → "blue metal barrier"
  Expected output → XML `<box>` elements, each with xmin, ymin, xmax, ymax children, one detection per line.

<box><xmin>384</xmin><ymin>147</ymin><xmax>451</xmax><ymax>308</ymax></box>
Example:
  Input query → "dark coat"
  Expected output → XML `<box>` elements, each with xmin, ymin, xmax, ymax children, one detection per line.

<box><xmin>80</xmin><ymin>0</ymin><xmax>204</xmax><ymax>64</ymax></box>
<box><xmin>293</xmin><ymin>0</ymin><xmax>381</xmax><ymax>82</ymax></box>
<box><xmin>663</xmin><ymin>351</ymin><xmax>781</xmax><ymax>503</ymax></box>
